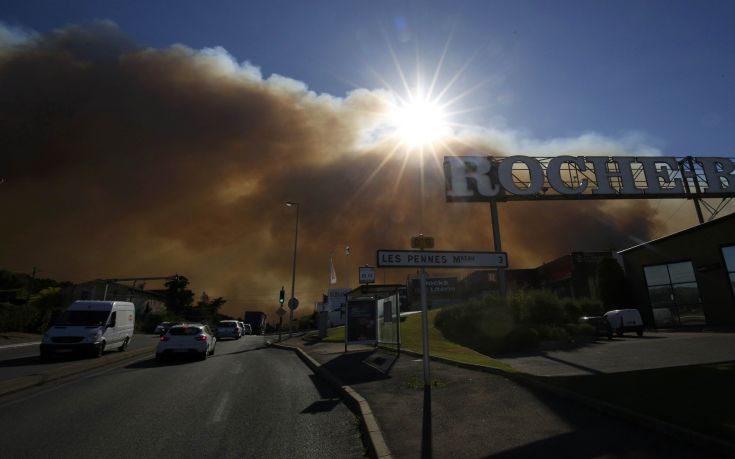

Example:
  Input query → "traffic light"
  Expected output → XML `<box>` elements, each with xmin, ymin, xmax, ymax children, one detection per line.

<box><xmin>279</xmin><ymin>287</ymin><xmax>285</xmax><ymax>304</ymax></box>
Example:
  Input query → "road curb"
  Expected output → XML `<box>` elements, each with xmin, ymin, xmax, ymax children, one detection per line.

<box><xmin>271</xmin><ymin>342</ymin><xmax>392</xmax><ymax>459</ymax></box>
<box><xmin>0</xmin><ymin>345</ymin><xmax>155</xmax><ymax>398</ymax></box>
<box><xmin>400</xmin><ymin>348</ymin><xmax>735</xmax><ymax>457</ymax></box>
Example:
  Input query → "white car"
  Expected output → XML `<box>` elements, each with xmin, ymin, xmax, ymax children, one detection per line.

<box><xmin>242</xmin><ymin>323</ymin><xmax>252</xmax><ymax>335</ymax></box>
<box><xmin>604</xmin><ymin>309</ymin><xmax>645</xmax><ymax>337</ymax></box>
<box><xmin>156</xmin><ymin>324</ymin><xmax>216</xmax><ymax>362</ymax></box>
<box><xmin>238</xmin><ymin>321</ymin><xmax>248</xmax><ymax>335</ymax></box>
<box><xmin>216</xmin><ymin>320</ymin><xmax>242</xmax><ymax>340</ymax></box>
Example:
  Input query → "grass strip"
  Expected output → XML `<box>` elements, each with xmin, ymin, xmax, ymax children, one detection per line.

<box><xmin>304</xmin><ymin>310</ymin><xmax>514</xmax><ymax>372</ymax></box>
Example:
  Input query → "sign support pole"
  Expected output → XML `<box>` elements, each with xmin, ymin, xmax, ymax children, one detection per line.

<box><xmin>420</xmin><ymin>258</ymin><xmax>431</xmax><ymax>388</ymax></box>
<box><xmin>686</xmin><ymin>156</ymin><xmax>705</xmax><ymax>224</ymax></box>
<box><xmin>490</xmin><ymin>200</ymin><xmax>507</xmax><ymax>297</ymax></box>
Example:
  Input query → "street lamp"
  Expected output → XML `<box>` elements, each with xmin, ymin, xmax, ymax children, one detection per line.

<box><xmin>285</xmin><ymin>201</ymin><xmax>299</xmax><ymax>338</ymax></box>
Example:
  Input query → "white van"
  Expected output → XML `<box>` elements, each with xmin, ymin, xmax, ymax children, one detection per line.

<box><xmin>40</xmin><ymin>301</ymin><xmax>135</xmax><ymax>359</ymax></box>
<box><xmin>604</xmin><ymin>309</ymin><xmax>645</xmax><ymax>337</ymax></box>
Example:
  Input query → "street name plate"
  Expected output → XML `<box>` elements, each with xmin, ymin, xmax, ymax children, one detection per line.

<box><xmin>359</xmin><ymin>266</ymin><xmax>375</xmax><ymax>284</ymax></box>
<box><xmin>377</xmin><ymin>250</ymin><xmax>508</xmax><ymax>268</ymax></box>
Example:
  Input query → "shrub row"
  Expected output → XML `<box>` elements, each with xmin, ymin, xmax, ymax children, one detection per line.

<box><xmin>434</xmin><ymin>290</ymin><xmax>602</xmax><ymax>354</ymax></box>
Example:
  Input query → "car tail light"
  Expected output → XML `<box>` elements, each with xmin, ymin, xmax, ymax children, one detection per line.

<box><xmin>196</xmin><ymin>335</ymin><xmax>207</xmax><ymax>341</ymax></box>
<box><xmin>159</xmin><ymin>335</ymin><xmax>170</xmax><ymax>341</ymax></box>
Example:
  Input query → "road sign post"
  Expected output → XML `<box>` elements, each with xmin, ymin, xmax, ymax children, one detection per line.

<box><xmin>419</xmin><ymin>262</ymin><xmax>430</xmax><ymax>389</ymax></box>
<box><xmin>376</xmin><ymin>244</ymin><xmax>510</xmax><ymax>391</ymax></box>
<box><xmin>411</xmin><ymin>235</ymin><xmax>433</xmax><ymax>391</ymax></box>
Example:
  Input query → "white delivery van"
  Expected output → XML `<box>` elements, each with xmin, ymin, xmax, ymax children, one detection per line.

<box><xmin>603</xmin><ymin>309</ymin><xmax>645</xmax><ymax>337</ymax></box>
<box><xmin>40</xmin><ymin>301</ymin><xmax>135</xmax><ymax>359</ymax></box>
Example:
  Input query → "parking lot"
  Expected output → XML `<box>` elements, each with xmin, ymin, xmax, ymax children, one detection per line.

<box><xmin>498</xmin><ymin>331</ymin><xmax>735</xmax><ymax>376</ymax></box>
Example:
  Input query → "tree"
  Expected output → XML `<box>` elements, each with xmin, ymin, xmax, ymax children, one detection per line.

<box><xmin>164</xmin><ymin>276</ymin><xmax>194</xmax><ymax>316</ymax></box>
<box><xmin>189</xmin><ymin>292</ymin><xmax>227</xmax><ymax>323</ymax></box>
<box><xmin>30</xmin><ymin>287</ymin><xmax>66</xmax><ymax>331</ymax></box>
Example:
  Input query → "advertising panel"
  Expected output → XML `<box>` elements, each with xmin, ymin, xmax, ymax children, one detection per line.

<box><xmin>346</xmin><ymin>299</ymin><xmax>376</xmax><ymax>344</ymax></box>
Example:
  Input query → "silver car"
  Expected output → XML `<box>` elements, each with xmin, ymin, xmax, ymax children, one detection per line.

<box><xmin>156</xmin><ymin>324</ymin><xmax>216</xmax><ymax>362</ymax></box>
<box><xmin>216</xmin><ymin>320</ymin><xmax>242</xmax><ymax>340</ymax></box>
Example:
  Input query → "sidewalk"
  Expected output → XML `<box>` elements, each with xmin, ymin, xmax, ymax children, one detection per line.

<box><xmin>0</xmin><ymin>332</ymin><xmax>42</xmax><ymax>348</ymax></box>
<box><xmin>276</xmin><ymin>337</ymin><xmax>720</xmax><ymax>459</ymax></box>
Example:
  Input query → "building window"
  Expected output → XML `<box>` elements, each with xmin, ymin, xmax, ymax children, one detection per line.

<box><xmin>643</xmin><ymin>261</ymin><xmax>704</xmax><ymax>327</ymax></box>
<box><xmin>722</xmin><ymin>245</ymin><xmax>735</xmax><ymax>296</ymax></box>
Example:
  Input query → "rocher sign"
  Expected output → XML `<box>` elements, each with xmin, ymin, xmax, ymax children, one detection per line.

<box><xmin>444</xmin><ymin>155</ymin><xmax>735</xmax><ymax>202</ymax></box>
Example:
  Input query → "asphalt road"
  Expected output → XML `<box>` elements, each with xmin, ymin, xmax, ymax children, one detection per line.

<box><xmin>0</xmin><ymin>334</ymin><xmax>161</xmax><ymax>382</ymax></box>
<box><xmin>0</xmin><ymin>335</ymin><xmax>364</xmax><ymax>458</ymax></box>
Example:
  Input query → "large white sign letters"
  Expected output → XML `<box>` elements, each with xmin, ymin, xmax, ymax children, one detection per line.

<box><xmin>444</xmin><ymin>155</ymin><xmax>735</xmax><ymax>202</ymax></box>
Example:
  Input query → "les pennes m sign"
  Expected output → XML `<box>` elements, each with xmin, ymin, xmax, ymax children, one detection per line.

<box><xmin>444</xmin><ymin>155</ymin><xmax>735</xmax><ymax>202</ymax></box>
<box><xmin>377</xmin><ymin>250</ymin><xmax>508</xmax><ymax>268</ymax></box>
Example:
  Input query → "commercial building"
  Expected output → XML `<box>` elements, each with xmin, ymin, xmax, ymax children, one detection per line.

<box><xmin>459</xmin><ymin>252</ymin><xmax>612</xmax><ymax>301</ymax></box>
<box><xmin>619</xmin><ymin>213</ymin><xmax>735</xmax><ymax>327</ymax></box>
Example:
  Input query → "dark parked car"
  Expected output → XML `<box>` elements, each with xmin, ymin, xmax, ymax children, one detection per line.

<box><xmin>154</xmin><ymin>321</ymin><xmax>178</xmax><ymax>336</ymax></box>
<box><xmin>578</xmin><ymin>316</ymin><xmax>613</xmax><ymax>339</ymax></box>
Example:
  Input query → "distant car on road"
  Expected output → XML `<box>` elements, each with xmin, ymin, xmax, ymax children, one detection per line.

<box><xmin>156</xmin><ymin>324</ymin><xmax>216</xmax><ymax>362</ymax></box>
<box><xmin>216</xmin><ymin>320</ymin><xmax>242</xmax><ymax>340</ymax></box>
<box><xmin>238</xmin><ymin>321</ymin><xmax>248</xmax><ymax>335</ymax></box>
<box><xmin>241</xmin><ymin>323</ymin><xmax>252</xmax><ymax>335</ymax></box>
<box><xmin>578</xmin><ymin>316</ymin><xmax>613</xmax><ymax>339</ymax></box>
<box><xmin>604</xmin><ymin>309</ymin><xmax>645</xmax><ymax>337</ymax></box>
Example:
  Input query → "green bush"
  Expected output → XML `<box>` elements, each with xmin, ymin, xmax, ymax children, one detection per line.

<box><xmin>435</xmin><ymin>289</ymin><xmax>603</xmax><ymax>355</ymax></box>
<box><xmin>503</xmin><ymin>326</ymin><xmax>539</xmax><ymax>351</ymax></box>
<box><xmin>562</xmin><ymin>298</ymin><xmax>581</xmax><ymax>322</ymax></box>
<box><xmin>576</xmin><ymin>297</ymin><xmax>604</xmax><ymax>316</ymax></box>
<box><xmin>564</xmin><ymin>323</ymin><xmax>597</xmax><ymax>337</ymax></box>
<box><xmin>533</xmin><ymin>324</ymin><xmax>569</xmax><ymax>341</ymax></box>
<box><xmin>522</xmin><ymin>290</ymin><xmax>565</xmax><ymax>324</ymax></box>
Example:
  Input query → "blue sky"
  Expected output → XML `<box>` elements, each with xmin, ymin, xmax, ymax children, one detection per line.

<box><xmin>2</xmin><ymin>0</ymin><xmax>734</xmax><ymax>156</ymax></box>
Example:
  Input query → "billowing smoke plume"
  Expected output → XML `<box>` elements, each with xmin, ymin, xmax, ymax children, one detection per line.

<box><xmin>0</xmin><ymin>22</ymin><xmax>664</xmax><ymax>317</ymax></box>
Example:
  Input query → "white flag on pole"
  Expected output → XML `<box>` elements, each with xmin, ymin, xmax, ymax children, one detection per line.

<box><xmin>329</xmin><ymin>256</ymin><xmax>337</xmax><ymax>284</ymax></box>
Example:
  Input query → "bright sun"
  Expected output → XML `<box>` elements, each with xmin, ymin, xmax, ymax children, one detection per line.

<box><xmin>389</xmin><ymin>96</ymin><xmax>450</xmax><ymax>147</ymax></box>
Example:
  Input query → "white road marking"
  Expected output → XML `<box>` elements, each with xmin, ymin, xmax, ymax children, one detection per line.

<box><xmin>211</xmin><ymin>391</ymin><xmax>231</xmax><ymax>423</ymax></box>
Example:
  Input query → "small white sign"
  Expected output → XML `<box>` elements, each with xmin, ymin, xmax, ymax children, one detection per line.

<box><xmin>377</xmin><ymin>250</ymin><xmax>508</xmax><ymax>268</ymax></box>
<box><xmin>359</xmin><ymin>266</ymin><xmax>376</xmax><ymax>284</ymax></box>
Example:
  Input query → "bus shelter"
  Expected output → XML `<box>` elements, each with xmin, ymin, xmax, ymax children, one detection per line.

<box><xmin>344</xmin><ymin>284</ymin><xmax>402</xmax><ymax>354</ymax></box>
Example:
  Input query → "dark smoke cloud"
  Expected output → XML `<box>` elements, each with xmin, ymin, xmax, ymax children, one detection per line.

<box><xmin>0</xmin><ymin>22</ymin><xmax>664</xmax><ymax>317</ymax></box>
